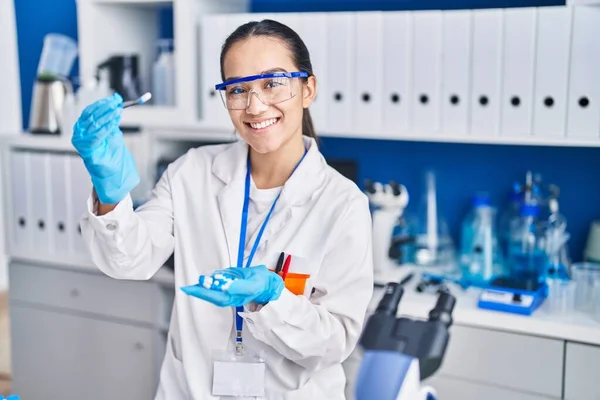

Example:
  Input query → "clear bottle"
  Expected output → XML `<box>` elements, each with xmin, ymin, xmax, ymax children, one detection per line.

<box><xmin>459</xmin><ymin>194</ymin><xmax>504</xmax><ymax>286</ymax></box>
<box><xmin>499</xmin><ymin>183</ymin><xmax>522</xmax><ymax>256</ymax></box>
<box><xmin>545</xmin><ymin>198</ymin><xmax>570</xmax><ymax>275</ymax></box>
<box><xmin>410</xmin><ymin>171</ymin><xmax>456</xmax><ymax>271</ymax></box>
<box><xmin>152</xmin><ymin>39</ymin><xmax>175</xmax><ymax>106</ymax></box>
<box><xmin>508</xmin><ymin>204</ymin><xmax>548</xmax><ymax>284</ymax></box>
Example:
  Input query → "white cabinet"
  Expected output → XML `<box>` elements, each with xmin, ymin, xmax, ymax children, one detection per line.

<box><xmin>437</xmin><ymin>325</ymin><xmax>564</xmax><ymax>398</ymax></box>
<box><xmin>10</xmin><ymin>263</ymin><xmax>167</xmax><ymax>325</ymax></box>
<box><xmin>8</xmin><ymin>262</ymin><xmax>172</xmax><ymax>400</ymax></box>
<box><xmin>10</xmin><ymin>305</ymin><xmax>160</xmax><ymax>400</ymax></box>
<box><xmin>564</xmin><ymin>342</ymin><xmax>600</xmax><ymax>400</ymax></box>
<box><xmin>424</xmin><ymin>375</ymin><xmax>558</xmax><ymax>400</ymax></box>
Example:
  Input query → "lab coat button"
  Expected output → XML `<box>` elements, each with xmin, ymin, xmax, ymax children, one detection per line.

<box><xmin>106</xmin><ymin>223</ymin><xmax>117</xmax><ymax>231</ymax></box>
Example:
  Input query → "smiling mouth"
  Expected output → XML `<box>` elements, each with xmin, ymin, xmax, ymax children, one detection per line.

<box><xmin>245</xmin><ymin>117</ymin><xmax>281</xmax><ymax>132</ymax></box>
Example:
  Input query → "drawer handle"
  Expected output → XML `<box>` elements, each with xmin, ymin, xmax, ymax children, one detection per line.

<box><xmin>134</xmin><ymin>342</ymin><xmax>145</xmax><ymax>351</ymax></box>
<box><xmin>70</xmin><ymin>288</ymin><xmax>80</xmax><ymax>297</ymax></box>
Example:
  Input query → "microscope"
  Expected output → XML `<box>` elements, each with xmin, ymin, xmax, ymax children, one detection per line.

<box><xmin>355</xmin><ymin>280</ymin><xmax>456</xmax><ymax>400</ymax></box>
<box><xmin>364</xmin><ymin>179</ymin><xmax>410</xmax><ymax>274</ymax></box>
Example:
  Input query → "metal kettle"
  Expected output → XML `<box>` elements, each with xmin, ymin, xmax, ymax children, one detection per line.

<box><xmin>28</xmin><ymin>75</ymin><xmax>73</xmax><ymax>134</ymax></box>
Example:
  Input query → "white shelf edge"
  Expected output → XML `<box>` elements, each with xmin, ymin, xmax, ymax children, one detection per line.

<box><xmin>1</xmin><ymin>127</ymin><xmax>597</xmax><ymax>150</ymax></box>
<box><xmin>0</xmin><ymin>134</ymin><xmax>77</xmax><ymax>152</ymax></box>
<box><xmin>148</xmin><ymin>127</ymin><xmax>236</xmax><ymax>143</ymax></box>
<box><xmin>77</xmin><ymin>0</ymin><xmax>173</xmax><ymax>5</ymax></box>
<box><xmin>567</xmin><ymin>0</ymin><xmax>600</xmax><ymax>5</ymax></box>
<box><xmin>0</xmin><ymin>132</ymin><xmax>147</xmax><ymax>152</ymax></box>
<box><xmin>320</xmin><ymin>130</ymin><xmax>600</xmax><ymax>148</ymax></box>
<box><xmin>144</xmin><ymin>122</ymin><xmax>600</xmax><ymax>148</ymax></box>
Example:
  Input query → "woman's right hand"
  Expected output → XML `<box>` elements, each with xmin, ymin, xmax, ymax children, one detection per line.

<box><xmin>72</xmin><ymin>93</ymin><xmax>140</xmax><ymax>205</ymax></box>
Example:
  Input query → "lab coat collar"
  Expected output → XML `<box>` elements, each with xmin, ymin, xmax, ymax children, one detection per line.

<box><xmin>213</xmin><ymin>137</ymin><xmax>327</xmax><ymax>266</ymax></box>
<box><xmin>212</xmin><ymin>136</ymin><xmax>326</xmax><ymax>206</ymax></box>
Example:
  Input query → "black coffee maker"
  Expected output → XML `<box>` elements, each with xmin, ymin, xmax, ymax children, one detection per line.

<box><xmin>97</xmin><ymin>54</ymin><xmax>142</xmax><ymax>101</ymax></box>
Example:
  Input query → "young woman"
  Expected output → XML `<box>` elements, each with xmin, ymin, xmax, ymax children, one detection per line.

<box><xmin>72</xmin><ymin>19</ymin><xmax>373</xmax><ymax>399</ymax></box>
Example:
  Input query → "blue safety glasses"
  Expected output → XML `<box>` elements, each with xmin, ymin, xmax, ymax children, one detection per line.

<box><xmin>215</xmin><ymin>71</ymin><xmax>309</xmax><ymax>110</ymax></box>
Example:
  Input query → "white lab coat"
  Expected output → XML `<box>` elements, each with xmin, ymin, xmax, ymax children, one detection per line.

<box><xmin>80</xmin><ymin>136</ymin><xmax>374</xmax><ymax>399</ymax></box>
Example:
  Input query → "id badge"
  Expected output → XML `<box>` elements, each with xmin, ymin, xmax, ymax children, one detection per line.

<box><xmin>212</xmin><ymin>349</ymin><xmax>266</xmax><ymax>398</ymax></box>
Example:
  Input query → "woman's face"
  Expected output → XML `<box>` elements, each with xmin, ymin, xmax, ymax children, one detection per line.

<box><xmin>222</xmin><ymin>36</ymin><xmax>316</xmax><ymax>154</ymax></box>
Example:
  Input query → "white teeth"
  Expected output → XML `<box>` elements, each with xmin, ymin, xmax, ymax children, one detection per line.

<box><xmin>250</xmin><ymin>118</ymin><xmax>278</xmax><ymax>129</ymax></box>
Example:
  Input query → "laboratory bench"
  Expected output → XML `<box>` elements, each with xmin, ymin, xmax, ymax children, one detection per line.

<box><xmin>343</xmin><ymin>266</ymin><xmax>600</xmax><ymax>400</ymax></box>
<box><xmin>6</xmin><ymin>254</ymin><xmax>600</xmax><ymax>399</ymax></box>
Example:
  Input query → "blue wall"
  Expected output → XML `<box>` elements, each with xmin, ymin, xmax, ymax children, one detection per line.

<box><xmin>14</xmin><ymin>0</ymin><xmax>599</xmax><ymax>260</ymax></box>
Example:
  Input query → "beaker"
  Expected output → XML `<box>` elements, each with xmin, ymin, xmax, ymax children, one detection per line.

<box><xmin>37</xmin><ymin>33</ymin><xmax>78</xmax><ymax>78</ymax></box>
<box><xmin>545</xmin><ymin>275</ymin><xmax>575</xmax><ymax>315</ymax></box>
<box><xmin>572</xmin><ymin>262</ymin><xmax>600</xmax><ymax>315</ymax></box>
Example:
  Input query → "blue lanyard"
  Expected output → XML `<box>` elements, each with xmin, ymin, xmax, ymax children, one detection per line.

<box><xmin>234</xmin><ymin>148</ymin><xmax>308</xmax><ymax>350</ymax></box>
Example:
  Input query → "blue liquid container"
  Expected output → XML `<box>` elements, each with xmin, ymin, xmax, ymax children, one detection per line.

<box><xmin>459</xmin><ymin>194</ymin><xmax>504</xmax><ymax>287</ymax></box>
<box><xmin>507</xmin><ymin>204</ymin><xmax>548</xmax><ymax>284</ymax></box>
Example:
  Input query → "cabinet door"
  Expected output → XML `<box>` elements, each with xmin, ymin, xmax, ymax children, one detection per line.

<box><xmin>424</xmin><ymin>375</ymin><xmax>560</xmax><ymax>400</ymax></box>
<box><xmin>436</xmin><ymin>325</ymin><xmax>564</xmax><ymax>398</ymax></box>
<box><xmin>10</xmin><ymin>305</ymin><xmax>157</xmax><ymax>400</ymax></box>
<box><xmin>564</xmin><ymin>342</ymin><xmax>600</xmax><ymax>400</ymax></box>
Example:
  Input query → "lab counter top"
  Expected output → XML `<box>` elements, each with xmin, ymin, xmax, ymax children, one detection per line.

<box><xmin>10</xmin><ymin>250</ymin><xmax>600</xmax><ymax>346</ymax></box>
<box><xmin>9</xmin><ymin>250</ymin><xmax>175</xmax><ymax>287</ymax></box>
<box><xmin>373</xmin><ymin>266</ymin><xmax>600</xmax><ymax>347</ymax></box>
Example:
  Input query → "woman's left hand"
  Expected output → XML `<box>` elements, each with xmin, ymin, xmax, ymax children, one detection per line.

<box><xmin>181</xmin><ymin>265</ymin><xmax>285</xmax><ymax>307</ymax></box>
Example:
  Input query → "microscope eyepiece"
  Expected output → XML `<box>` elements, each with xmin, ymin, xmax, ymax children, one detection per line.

<box><xmin>428</xmin><ymin>290</ymin><xmax>456</xmax><ymax>328</ymax></box>
<box><xmin>376</xmin><ymin>282</ymin><xmax>404</xmax><ymax>316</ymax></box>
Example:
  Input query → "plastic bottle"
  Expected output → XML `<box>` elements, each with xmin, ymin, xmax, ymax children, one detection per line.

<box><xmin>508</xmin><ymin>204</ymin><xmax>548</xmax><ymax>283</ymax></box>
<box><xmin>152</xmin><ymin>39</ymin><xmax>175</xmax><ymax>106</ymax></box>
<box><xmin>499</xmin><ymin>183</ymin><xmax>522</xmax><ymax>255</ymax></box>
<box><xmin>459</xmin><ymin>194</ymin><xmax>503</xmax><ymax>286</ymax></box>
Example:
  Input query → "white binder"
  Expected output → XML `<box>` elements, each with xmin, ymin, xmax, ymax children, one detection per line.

<box><xmin>500</xmin><ymin>8</ymin><xmax>537</xmax><ymax>137</ymax></box>
<box><xmin>199</xmin><ymin>15</ymin><xmax>232</xmax><ymax>130</ymax></box>
<box><xmin>354</xmin><ymin>12</ymin><xmax>384</xmax><ymax>134</ymax></box>
<box><xmin>566</xmin><ymin>6</ymin><xmax>600</xmax><ymax>139</ymax></box>
<box><xmin>532</xmin><ymin>6</ymin><xmax>572</xmax><ymax>138</ymax></box>
<box><xmin>326</xmin><ymin>12</ymin><xmax>355</xmax><ymax>135</ymax></box>
<box><xmin>28</xmin><ymin>152</ymin><xmax>51</xmax><ymax>253</ymax></box>
<box><xmin>441</xmin><ymin>10</ymin><xmax>472</xmax><ymax>136</ymax></box>
<box><xmin>411</xmin><ymin>11</ymin><xmax>442</xmax><ymax>135</ymax></box>
<box><xmin>470</xmin><ymin>9</ymin><xmax>503</xmax><ymax>136</ymax></box>
<box><xmin>9</xmin><ymin>150</ymin><xmax>31</xmax><ymax>253</ymax></box>
<box><xmin>382</xmin><ymin>12</ymin><xmax>412</xmax><ymax>137</ymax></box>
<box><xmin>49</xmin><ymin>153</ymin><xmax>71</xmax><ymax>255</ymax></box>
<box><xmin>68</xmin><ymin>155</ymin><xmax>92</xmax><ymax>256</ymax></box>
<box><xmin>298</xmin><ymin>13</ymin><xmax>329</xmax><ymax>133</ymax></box>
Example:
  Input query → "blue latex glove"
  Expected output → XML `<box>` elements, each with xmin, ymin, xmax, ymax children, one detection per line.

<box><xmin>181</xmin><ymin>266</ymin><xmax>285</xmax><ymax>307</ymax></box>
<box><xmin>71</xmin><ymin>93</ymin><xmax>140</xmax><ymax>204</ymax></box>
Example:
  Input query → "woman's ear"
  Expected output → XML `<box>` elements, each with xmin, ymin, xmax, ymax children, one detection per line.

<box><xmin>302</xmin><ymin>75</ymin><xmax>317</xmax><ymax>108</ymax></box>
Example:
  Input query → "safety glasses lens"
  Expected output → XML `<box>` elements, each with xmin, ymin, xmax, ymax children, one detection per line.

<box><xmin>219</xmin><ymin>77</ymin><xmax>296</xmax><ymax>110</ymax></box>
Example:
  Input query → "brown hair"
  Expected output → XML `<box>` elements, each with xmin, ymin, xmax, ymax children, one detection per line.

<box><xmin>219</xmin><ymin>19</ymin><xmax>318</xmax><ymax>139</ymax></box>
